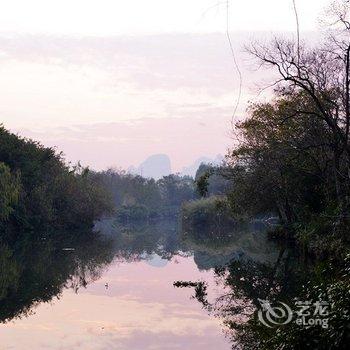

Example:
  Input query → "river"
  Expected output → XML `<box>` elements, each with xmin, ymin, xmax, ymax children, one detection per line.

<box><xmin>0</xmin><ymin>218</ymin><xmax>281</xmax><ymax>349</ymax></box>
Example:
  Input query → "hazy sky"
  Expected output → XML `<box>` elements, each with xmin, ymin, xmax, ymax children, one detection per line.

<box><xmin>1</xmin><ymin>0</ymin><xmax>332</xmax><ymax>171</ymax></box>
<box><xmin>0</xmin><ymin>0</ymin><xmax>330</xmax><ymax>35</ymax></box>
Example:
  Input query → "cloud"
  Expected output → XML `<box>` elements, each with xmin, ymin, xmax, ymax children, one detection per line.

<box><xmin>13</xmin><ymin>114</ymin><xmax>232</xmax><ymax>171</ymax></box>
<box><xmin>0</xmin><ymin>32</ymin><xmax>299</xmax><ymax>167</ymax></box>
<box><xmin>0</xmin><ymin>33</ymin><xmax>249</xmax><ymax>92</ymax></box>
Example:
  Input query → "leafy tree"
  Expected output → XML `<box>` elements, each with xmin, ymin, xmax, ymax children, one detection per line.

<box><xmin>157</xmin><ymin>174</ymin><xmax>195</xmax><ymax>207</ymax></box>
<box><xmin>227</xmin><ymin>93</ymin><xmax>329</xmax><ymax>224</ymax></box>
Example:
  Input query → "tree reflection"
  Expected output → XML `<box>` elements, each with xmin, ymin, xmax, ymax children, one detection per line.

<box><xmin>0</xmin><ymin>230</ymin><xmax>115</xmax><ymax>322</ymax></box>
<box><xmin>175</xmin><ymin>242</ymin><xmax>317</xmax><ymax>349</ymax></box>
<box><xmin>1</xmin><ymin>215</ymin><xmax>299</xmax><ymax>349</ymax></box>
<box><xmin>174</xmin><ymin>218</ymin><xmax>325</xmax><ymax>348</ymax></box>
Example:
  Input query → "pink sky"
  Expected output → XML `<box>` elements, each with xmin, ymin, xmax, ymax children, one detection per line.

<box><xmin>15</xmin><ymin>114</ymin><xmax>232</xmax><ymax>172</ymax></box>
<box><xmin>0</xmin><ymin>0</ymin><xmax>329</xmax><ymax>171</ymax></box>
<box><xmin>4</xmin><ymin>33</ymin><xmax>253</xmax><ymax>171</ymax></box>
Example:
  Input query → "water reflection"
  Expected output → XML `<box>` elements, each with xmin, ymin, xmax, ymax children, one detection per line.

<box><xmin>0</xmin><ymin>231</ymin><xmax>115</xmax><ymax>323</ymax></box>
<box><xmin>95</xmin><ymin>218</ymin><xmax>279</xmax><ymax>270</ymax></box>
<box><xmin>176</xmin><ymin>239</ymin><xmax>313</xmax><ymax>349</ymax></box>
<box><xmin>0</xmin><ymin>218</ymin><xmax>284</xmax><ymax>349</ymax></box>
<box><xmin>181</xmin><ymin>221</ymin><xmax>280</xmax><ymax>270</ymax></box>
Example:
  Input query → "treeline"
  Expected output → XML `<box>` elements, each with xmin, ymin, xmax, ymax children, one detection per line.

<box><xmin>94</xmin><ymin>162</ymin><xmax>232</xmax><ymax>224</ymax></box>
<box><xmin>0</xmin><ymin>124</ymin><xmax>228</xmax><ymax>232</ymax></box>
<box><xmin>0</xmin><ymin>126</ymin><xmax>113</xmax><ymax>236</ymax></box>
<box><xmin>94</xmin><ymin>169</ymin><xmax>197</xmax><ymax>222</ymax></box>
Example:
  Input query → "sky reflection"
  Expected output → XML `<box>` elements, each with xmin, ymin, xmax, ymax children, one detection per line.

<box><xmin>0</xmin><ymin>256</ymin><xmax>230</xmax><ymax>350</ymax></box>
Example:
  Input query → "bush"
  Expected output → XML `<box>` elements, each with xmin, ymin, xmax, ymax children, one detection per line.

<box><xmin>180</xmin><ymin>196</ymin><xmax>234</xmax><ymax>239</ymax></box>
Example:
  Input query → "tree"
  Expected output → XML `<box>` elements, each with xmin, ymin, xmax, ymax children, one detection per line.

<box><xmin>246</xmin><ymin>2</ymin><xmax>350</xmax><ymax>218</ymax></box>
<box><xmin>195</xmin><ymin>163</ymin><xmax>231</xmax><ymax>198</ymax></box>
<box><xmin>157</xmin><ymin>174</ymin><xmax>195</xmax><ymax>207</ymax></box>
<box><xmin>227</xmin><ymin>93</ymin><xmax>330</xmax><ymax>225</ymax></box>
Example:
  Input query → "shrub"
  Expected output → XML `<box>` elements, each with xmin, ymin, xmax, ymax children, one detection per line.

<box><xmin>180</xmin><ymin>196</ymin><xmax>234</xmax><ymax>239</ymax></box>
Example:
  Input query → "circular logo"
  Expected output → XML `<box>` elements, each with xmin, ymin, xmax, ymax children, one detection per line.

<box><xmin>258</xmin><ymin>298</ymin><xmax>293</xmax><ymax>328</ymax></box>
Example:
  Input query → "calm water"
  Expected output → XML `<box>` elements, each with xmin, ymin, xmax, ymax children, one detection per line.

<box><xmin>0</xmin><ymin>219</ymin><xmax>279</xmax><ymax>349</ymax></box>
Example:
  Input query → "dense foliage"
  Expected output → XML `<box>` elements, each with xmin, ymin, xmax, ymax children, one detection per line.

<box><xmin>0</xmin><ymin>162</ymin><xmax>20</xmax><ymax>221</ymax></box>
<box><xmin>0</xmin><ymin>126</ymin><xmax>113</xmax><ymax>234</ymax></box>
<box><xmin>181</xmin><ymin>195</ymin><xmax>233</xmax><ymax>237</ymax></box>
<box><xmin>95</xmin><ymin>169</ymin><xmax>197</xmax><ymax>222</ymax></box>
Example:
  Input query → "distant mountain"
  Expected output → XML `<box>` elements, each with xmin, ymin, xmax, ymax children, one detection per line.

<box><xmin>181</xmin><ymin>154</ymin><xmax>224</xmax><ymax>177</ymax></box>
<box><xmin>128</xmin><ymin>153</ymin><xmax>223</xmax><ymax>179</ymax></box>
<box><xmin>129</xmin><ymin>154</ymin><xmax>171</xmax><ymax>180</ymax></box>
